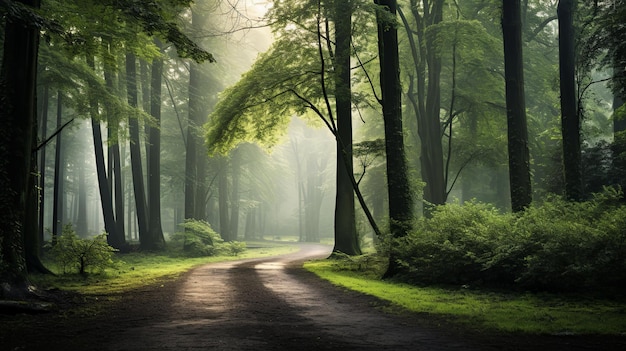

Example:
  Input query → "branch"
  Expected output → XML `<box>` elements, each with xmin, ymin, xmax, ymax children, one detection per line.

<box><xmin>316</xmin><ymin>1</ymin><xmax>336</xmax><ymax>131</ymax></box>
<box><xmin>33</xmin><ymin>118</ymin><xmax>74</xmax><ymax>153</ymax></box>
<box><xmin>525</xmin><ymin>16</ymin><xmax>558</xmax><ymax>43</ymax></box>
<box><xmin>351</xmin><ymin>39</ymin><xmax>381</xmax><ymax>104</ymax></box>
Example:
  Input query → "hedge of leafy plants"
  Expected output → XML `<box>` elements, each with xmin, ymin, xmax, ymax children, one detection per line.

<box><xmin>394</xmin><ymin>188</ymin><xmax>626</xmax><ymax>292</ymax></box>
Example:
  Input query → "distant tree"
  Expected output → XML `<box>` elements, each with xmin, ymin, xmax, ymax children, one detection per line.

<box><xmin>502</xmin><ymin>0</ymin><xmax>532</xmax><ymax>211</ymax></box>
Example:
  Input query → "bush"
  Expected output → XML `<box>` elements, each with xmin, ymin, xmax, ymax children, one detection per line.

<box><xmin>170</xmin><ymin>219</ymin><xmax>223</xmax><ymax>257</ymax></box>
<box><xmin>221</xmin><ymin>241</ymin><xmax>247</xmax><ymax>256</ymax></box>
<box><xmin>47</xmin><ymin>224</ymin><xmax>117</xmax><ymax>275</ymax></box>
<box><xmin>395</xmin><ymin>188</ymin><xmax>626</xmax><ymax>292</ymax></box>
<box><xmin>169</xmin><ymin>219</ymin><xmax>247</xmax><ymax>257</ymax></box>
<box><xmin>396</xmin><ymin>201</ymin><xmax>512</xmax><ymax>286</ymax></box>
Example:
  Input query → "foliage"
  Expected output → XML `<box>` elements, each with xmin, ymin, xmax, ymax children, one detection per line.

<box><xmin>394</xmin><ymin>188</ymin><xmax>626</xmax><ymax>292</ymax></box>
<box><xmin>170</xmin><ymin>219</ymin><xmax>222</xmax><ymax>257</ymax></box>
<box><xmin>46</xmin><ymin>224</ymin><xmax>118</xmax><ymax>275</ymax></box>
<box><xmin>170</xmin><ymin>219</ymin><xmax>246</xmax><ymax>257</ymax></box>
<box><xmin>221</xmin><ymin>241</ymin><xmax>247</xmax><ymax>257</ymax></box>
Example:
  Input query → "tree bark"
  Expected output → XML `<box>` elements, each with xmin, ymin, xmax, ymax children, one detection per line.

<box><xmin>503</xmin><ymin>0</ymin><xmax>532</xmax><ymax>211</ymax></box>
<box><xmin>421</xmin><ymin>0</ymin><xmax>446</xmax><ymax>213</ymax></box>
<box><xmin>229</xmin><ymin>148</ymin><xmax>241</xmax><ymax>240</ymax></box>
<box><xmin>332</xmin><ymin>0</ymin><xmax>361</xmax><ymax>256</ymax></box>
<box><xmin>91</xmin><ymin>119</ymin><xmax>120</xmax><ymax>245</ymax></box>
<box><xmin>37</xmin><ymin>86</ymin><xmax>49</xmax><ymax>249</ymax></box>
<box><xmin>52</xmin><ymin>92</ymin><xmax>65</xmax><ymax>240</ymax></box>
<box><xmin>558</xmin><ymin>0</ymin><xmax>582</xmax><ymax>201</ymax></box>
<box><xmin>0</xmin><ymin>0</ymin><xmax>42</xmax><ymax>286</ymax></box>
<box><xmin>185</xmin><ymin>8</ymin><xmax>212</xmax><ymax>222</ymax></box>
<box><xmin>376</xmin><ymin>0</ymin><xmax>413</xmax><ymax>277</ymax></box>
<box><xmin>126</xmin><ymin>53</ymin><xmax>151</xmax><ymax>245</ymax></box>
<box><xmin>103</xmin><ymin>44</ymin><xmax>126</xmax><ymax>245</ymax></box>
<box><xmin>218</xmin><ymin>157</ymin><xmax>231</xmax><ymax>241</ymax></box>
<box><xmin>147</xmin><ymin>39</ymin><xmax>166</xmax><ymax>249</ymax></box>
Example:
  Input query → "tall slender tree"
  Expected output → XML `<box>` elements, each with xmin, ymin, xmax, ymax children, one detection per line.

<box><xmin>126</xmin><ymin>52</ymin><xmax>151</xmax><ymax>245</ymax></box>
<box><xmin>52</xmin><ymin>91</ymin><xmax>65</xmax><ymax>240</ymax></box>
<box><xmin>86</xmin><ymin>54</ymin><xmax>122</xmax><ymax>247</ymax></box>
<box><xmin>147</xmin><ymin>39</ymin><xmax>166</xmax><ymax>249</ymax></box>
<box><xmin>376</xmin><ymin>0</ymin><xmax>413</xmax><ymax>277</ymax></box>
<box><xmin>103</xmin><ymin>38</ymin><xmax>127</xmax><ymax>246</ymax></box>
<box><xmin>558</xmin><ymin>0</ymin><xmax>582</xmax><ymax>201</ymax></box>
<box><xmin>332</xmin><ymin>0</ymin><xmax>360</xmax><ymax>255</ymax></box>
<box><xmin>502</xmin><ymin>0</ymin><xmax>532</xmax><ymax>211</ymax></box>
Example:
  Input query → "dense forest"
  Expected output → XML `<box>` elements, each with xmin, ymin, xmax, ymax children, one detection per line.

<box><xmin>1</xmin><ymin>0</ymin><xmax>625</xmax><ymax>296</ymax></box>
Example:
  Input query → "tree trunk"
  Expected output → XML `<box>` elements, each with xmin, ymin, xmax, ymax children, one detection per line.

<box><xmin>91</xmin><ymin>119</ymin><xmax>120</xmax><ymax>245</ymax></box>
<box><xmin>0</xmin><ymin>0</ymin><xmax>42</xmax><ymax>287</ymax></box>
<box><xmin>126</xmin><ymin>53</ymin><xmax>151</xmax><ymax>245</ymax></box>
<box><xmin>103</xmin><ymin>50</ymin><xmax>126</xmax><ymax>245</ymax></box>
<box><xmin>305</xmin><ymin>156</ymin><xmax>323</xmax><ymax>243</ymax></box>
<box><xmin>52</xmin><ymin>92</ymin><xmax>65</xmax><ymax>240</ymax></box>
<box><xmin>218</xmin><ymin>158</ymin><xmax>231</xmax><ymax>241</ymax></box>
<box><xmin>244</xmin><ymin>207</ymin><xmax>256</xmax><ymax>240</ymax></box>
<box><xmin>376</xmin><ymin>0</ymin><xmax>413</xmax><ymax>277</ymax></box>
<box><xmin>503</xmin><ymin>0</ymin><xmax>532</xmax><ymax>211</ymax></box>
<box><xmin>38</xmin><ymin>86</ymin><xmax>49</xmax><ymax>249</ymax></box>
<box><xmin>25</xmin><ymin>115</ymin><xmax>50</xmax><ymax>274</ymax></box>
<box><xmin>147</xmin><ymin>39</ymin><xmax>166</xmax><ymax>250</ymax></box>
<box><xmin>332</xmin><ymin>0</ymin><xmax>360</xmax><ymax>256</ymax></box>
<box><xmin>86</xmin><ymin>54</ymin><xmax>123</xmax><ymax>248</ymax></box>
<box><xmin>229</xmin><ymin>148</ymin><xmax>241</xmax><ymax>240</ymax></box>
<box><xmin>421</xmin><ymin>0</ymin><xmax>446</xmax><ymax>213</ymax></box>
<box><xmin>185</xmin><ymin>8</ymin><xmax>212</xmax><ymax>222</ymax></box>
<box><xmin>76</xmin><ymin>153</ymin><xmax>88</xmax><ymax>236</ymax></box>
<box><xmin>558</xmin><ymin>0</ymin><xmax>582</xmax><ymax>201</ymax></box>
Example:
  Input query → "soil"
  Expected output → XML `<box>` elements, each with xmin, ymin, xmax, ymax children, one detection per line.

<box><xmin>1</xmin><ymin>243</ymin><xmax>625</xmax><ymax>351</ymax></box>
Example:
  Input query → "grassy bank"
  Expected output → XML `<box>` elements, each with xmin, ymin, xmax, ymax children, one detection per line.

<box><xmin>32</xmin><ymin>243</ymin><xmax>298</xmax><ymax>295</ymax></box>
<box><xmin>304</xmin><ymin>259</ymin><xmax>626</xmax><ymax>335</ymax></box>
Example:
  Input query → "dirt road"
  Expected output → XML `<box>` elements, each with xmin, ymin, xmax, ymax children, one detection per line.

<box><xmin>2</xmin><ymin>244</ymin><xmax>625</xmax><ymax>350</ymax></box>
<box><xmin>104</xmin><ymin>244</ymin><xmax>477</xmax><ymax>351</ymax></box>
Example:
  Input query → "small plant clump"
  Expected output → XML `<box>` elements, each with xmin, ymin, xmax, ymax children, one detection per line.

<box><xmin>170</xmin><ymin>219</ymin><xmax>246</xmax><ymax>257</ymax></box>
<box><xmin>46</xmin><ymin>224</ymin><xmax>118</xmax><ymax>275</ymax></box>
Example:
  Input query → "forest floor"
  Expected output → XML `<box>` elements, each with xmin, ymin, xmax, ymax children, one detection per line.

<box><xmin>1</xmin><ymin>243</ymin><xmax>625</xmax><ymax>350</ymax></box>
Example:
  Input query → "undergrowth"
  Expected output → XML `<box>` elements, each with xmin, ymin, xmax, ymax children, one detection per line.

<box><xmin>393</xmin><ymin>187</ymin><xmax>626</xmax><ymax>292</ymax></box>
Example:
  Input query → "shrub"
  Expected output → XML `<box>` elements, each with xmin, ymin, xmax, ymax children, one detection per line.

<box><xmin>47</xmin><ymin>224</ymin><xmax>117</xmax><ymax>275</ymax></box>
<box><xmin>220</xmin><ymin>241</ymin><xmax>247</xmax><ymax>256</ymax></box>
<box><xmin>396</xmin><ymin>201</ymin><xmax>512</xmax><ymax>285</ymax></box>
<box><xmin>170</xmin><ymin>219</ymin><xmax>223</xmax><ymax>257</ymax></box>
<box><xmin>395</xmin><ymin>188</ymin><xmax>626</xmax><ymax>292</ymax></box>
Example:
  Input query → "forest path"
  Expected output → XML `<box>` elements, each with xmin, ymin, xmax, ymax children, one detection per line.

<box><xmin>105</xmin><ymin>243</ymin><xmax>479</xmax><ymax>351</ymax></box>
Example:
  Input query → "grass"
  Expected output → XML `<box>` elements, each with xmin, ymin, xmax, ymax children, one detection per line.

<box><xmin>31</xmin><ymin>244</ymin><xmax>299</xmax><ymax>296</ymax></box>
<box><xmin>303</xmin><ymin>258</ymin><xmax>626</xmax><ymax>335</ymax></box>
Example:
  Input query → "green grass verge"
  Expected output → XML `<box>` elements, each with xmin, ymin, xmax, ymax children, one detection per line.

<box><xmin>303</xmin><ymin>259</ymin><xmax>626</xmax><ymax>335</ymax></box>
<box><xmin>32</xmin><ymin>244</ymin><xmax>298</xmax><ymax>296</ymax></box>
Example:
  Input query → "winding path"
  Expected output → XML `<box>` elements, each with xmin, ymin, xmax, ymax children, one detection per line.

<box><xmin>106</xmin><ymin>244</ymin><xmax>479</xmax><ymax>350</ymax></box>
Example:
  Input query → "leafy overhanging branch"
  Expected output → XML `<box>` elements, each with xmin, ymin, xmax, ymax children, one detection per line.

<box><xmin>205</xmin><ymin>37</ymin><xmax>328</xmax><ymax>154</ymax></box>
